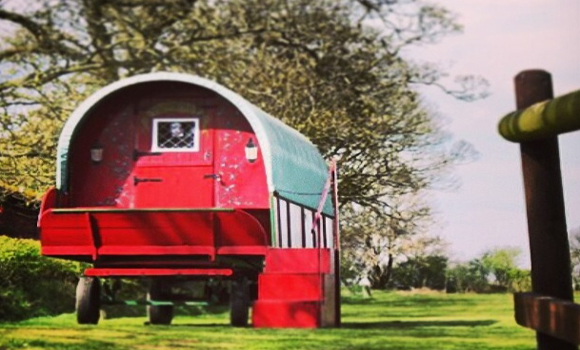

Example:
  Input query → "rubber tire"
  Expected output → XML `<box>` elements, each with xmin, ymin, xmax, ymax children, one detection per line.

<box><xmin>147</xmin><ymin>279</ymin><xmax>174</xmax><ymax>325</ymax></box>
<box><xmin>230</xmin><ymin>276</ymin><xmax>250</xmax><ymax>327</ymax></box>
<box><xmin>76</xmin><ymin>277</ymin><xmax>101</xmax><ymax>325</ymax></box>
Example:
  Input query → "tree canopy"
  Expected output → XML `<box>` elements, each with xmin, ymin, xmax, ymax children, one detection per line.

<box><xmin>0</xmin><ymin>0</ymin><xmax>483</xmax><ymax>208</ymax></box>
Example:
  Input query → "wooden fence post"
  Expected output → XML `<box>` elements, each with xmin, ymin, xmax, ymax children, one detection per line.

<box><xmin>515</xmin><ymin>69</ymin><xmax>575</xmax><ymax>350</ymax></box>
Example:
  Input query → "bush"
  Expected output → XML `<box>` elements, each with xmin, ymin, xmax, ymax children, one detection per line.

<box><xmin>445</xmin><ymin>260</ymin><xmax>489</xmax><ymax>293</ymax></box>
<box><xmin>509</xmin><ymin>269</ymin><xmax>532</xmax><ymax>292</ymax></box>
<box><xmin>391</xmin><ymin>255</ymin><xmax>448</xmax><ymax>291</ymax></box>
<box><xmin>0</xmin><ymin>236</ymin><xmax>84</xmax><ymax>321</ymax></box>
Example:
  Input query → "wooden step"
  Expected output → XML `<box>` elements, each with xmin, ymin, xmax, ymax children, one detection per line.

<box><xmin>264</xmin><ymin>248</ymin><xmax>332</xmax><ymax>274</ymax></box>
<box><xmin>252</xmin><ymin>300</ymin><xmax>321</xmax><ymax>328</ymax></box>
<box><xmin>258</xmin><ymin>273</ymin><xmax>325</xmax><ymax>301</ymax></box>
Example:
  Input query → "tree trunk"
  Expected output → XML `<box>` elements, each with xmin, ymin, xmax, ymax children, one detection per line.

<box><xmin>371</xmin><ymin>253</ymin><xmax>393</xmax><ymax>289</ymax></box>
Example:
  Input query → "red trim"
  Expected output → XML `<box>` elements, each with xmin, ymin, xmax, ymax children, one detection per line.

<box><xmin>42</xmin><ymin>245</ymin><xmax>267</xmax><ymax>257</ymax></box>
<box><xmin>37</xmin><ymin>187</ymin><xmax>57</xmax><ymax>227</ymax></box>
<box><xmin>85</xmin><ymin>213</ymin><xmax>98</xmax><ymax>261</ymax></box>
<box><xmin>332</xmin><ymin>159</ymin><xmax>340</xmax><ymax>251</ymax></box>
<box><xmin>84</xmin><ymin>268</ymin><xmax>233</xmax><ymax>277</ymax></box>
<box><xmin>42</xmin><ymin>246</ymin><xmax>94</xmax><ymax>256</ymax></box>
<box><xmin>217</xmin><ymin>246</ymin><xmax>269</xmax><ymax>255</ymax></box>
<box><xmin>50</xmin><ymin>207</ymin><xmax>234</xmax><ymax>213</ymax></box>
<box><xmin>98</xmin><ymin>245</ymin><xmax>215</xmax><ymax>256</ymax></box>
<box><xmin>235</xmin><ymin>210</ymin><xmax>270</xmax><ymax>245</ymax></box>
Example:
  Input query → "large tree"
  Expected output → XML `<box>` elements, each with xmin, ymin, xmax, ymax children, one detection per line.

<box><xmin>340</xmin><ymin>193</ymin><xmax>449</xmax><ymax>288</ymax></box>
<box><xmin>569</xmin><ymin>227</ymin><xmax>580</xmax><ymax>290</ymax></box>
<box><xmin>0</xmin><ymin>0</ymin><xmax>482</xmax><ymax>206</ymax></box>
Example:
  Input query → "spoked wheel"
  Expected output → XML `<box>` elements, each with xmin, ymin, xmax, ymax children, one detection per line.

<box><xmin>147</xmin><ymin>279</ymin><xmax>174</xmax><ymax>325</ymax></box>
<box><xmin>230</xmin><ymin>275</ymin><xmax>250</xmax><ymax>327</ymax></box>
<box><xmin>76</xmin><ymin>277</ymin><xmax>101</xmax><ymax>325</ymax></box>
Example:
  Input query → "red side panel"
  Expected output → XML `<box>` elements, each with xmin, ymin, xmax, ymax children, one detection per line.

<box><xmin>39</xmin><ymin>209</ymin><xmax>269</xmax><ymax>260</ymax></box>
<box><xmin>214</xmin><ymin>107</ymin><xmax>268</xmax><ymax>208</ymax></box>
<box><xmin>264</xmin><ymin>249</ymin><xmax>332</xmax><ymax>274</ymax></box>
<box><xmin>69</xmin><ymin>98</ymin><xmax>135</xmax><ymax>208</ymax></box>
<box><xmin>40</xmin><ymin>211</ymin><xmax>215</xmax><ymax>258</ymax></box>
<box><xmin>218</xmin><ymin>211</ymin><xmax>269</xmax><ymax>246</ymax></box>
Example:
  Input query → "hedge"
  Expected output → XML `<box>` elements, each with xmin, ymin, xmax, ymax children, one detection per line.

<box><xmin>0</xmin><ymin>236</ymin><xmax>84</xmax><ymax>321</ymax></box>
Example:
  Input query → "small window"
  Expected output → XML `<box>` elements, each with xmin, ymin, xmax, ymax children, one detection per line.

<box><xmin>152</xmin><ymin>118</ymin><xmax>200</xmax><ymax>152</ymax></box>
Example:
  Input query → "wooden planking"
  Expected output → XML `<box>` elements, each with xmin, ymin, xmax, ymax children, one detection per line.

<box><xmin>514</xmin><ymin>292</ymin><xmax>580</xmax><ymax>345</ymax></box>
<box><xmin>272</xmin><ymin>193</ymin><xmax>337</xmax><ymax>249</ymax></box>
<box><xmin>325</xmin><ymin>216</ymin><xmax>334</xmax><ymax>249</ymax></box>
<box><xmin>289</xmin><ymin>203</ymin><xmax>303</xmax><ymax>248</ymax></box>
<box><xmin>258</xmin><ymin>273</ymin><xmax>323</xmax><ymax>301</ymax></box>
<box><xmin>304</xmin><ymin>209</ymin><xmax>315</xmax><ymax>248</ymax></box>
<box><xmin>39</xmin><ymin>209</ymin><xmax>269</xmax><ymax>257</ymax></box>
<box><xmin>264</xmin><ymin>248</ymin><xmax>332</xmax><ymax>274</ymax></box>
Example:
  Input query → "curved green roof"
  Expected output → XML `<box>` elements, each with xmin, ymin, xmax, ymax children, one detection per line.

<box><xmin>56</xmin><ymin>72</ymin><xmax>333</xmax><ymax>215</ymax></box>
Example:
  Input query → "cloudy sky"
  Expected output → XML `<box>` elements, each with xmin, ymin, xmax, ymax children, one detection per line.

<box><xmin>411</xmin><ymin>0</ymin><xmax>580</xmax><ymax>266</ymax></box>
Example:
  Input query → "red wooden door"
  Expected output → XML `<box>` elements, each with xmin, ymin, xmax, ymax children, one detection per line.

<box><xmin>131</xmin><ymin>111</ymin><xmax>215</xmax><ymax>208</ymax></box>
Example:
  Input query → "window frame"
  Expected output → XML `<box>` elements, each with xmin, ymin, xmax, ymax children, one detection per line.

<box><xmin>151</xmin><ymin>117</ymin><xmax>200</xmax><ymax>152</ymax></box>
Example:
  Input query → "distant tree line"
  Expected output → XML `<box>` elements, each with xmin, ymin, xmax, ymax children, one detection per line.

<box><xmin>343</xmin><ymin>226</ymin><xmax>580</xmax><ymax>294</ymax></box>
<box><xmin>342</xmin><ymin>244</ymin><xmax>533</xmax><ymax>294</ymax></box>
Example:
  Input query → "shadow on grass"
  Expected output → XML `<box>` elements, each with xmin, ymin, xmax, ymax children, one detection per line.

<box><xmin>160</xmin><ymin>323</ymin><xmax>228</xmax><ymax>328</ymax></box>
<box><xmin>170</xmin><ymin>320</ymin><xmax>497</xmax><ymax>329</ymax></box>
<box><xmin>2</xmin><ymin>339</ymin><xmax>118</xmax><ymax>350</ymax></box>
<box><xmin>342</xmin><ymin>296</ymin><xmax>479</xmax><ymax>307</ymax></box>
<box><xmin>342</xmin><ymin>320</ymin><xmax>497</xmax><ymax>329</ymax></box>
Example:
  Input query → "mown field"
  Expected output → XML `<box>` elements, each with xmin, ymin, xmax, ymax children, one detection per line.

<box><xmin>0</xmin><ymin>291</ymin><xmax>536</xmax><ymax>350</ymax></box>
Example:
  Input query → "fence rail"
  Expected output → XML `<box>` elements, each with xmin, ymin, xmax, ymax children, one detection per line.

<box><xmin>514</xmin><ymin>293</ymin><xmax>580</xmax><ymax>345</ymax></box>
<box><xmin>499</xmin><ymin>89</ymin><xmax>580</xmax><ymax>142</ymax></box>
<box><xmin>499</xmin><ymin>69</ymin><xmax>579</xmax><ymax>350</ymax></box>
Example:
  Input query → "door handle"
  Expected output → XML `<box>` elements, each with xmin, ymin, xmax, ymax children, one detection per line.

<box><xmin>134</xmin><ymin>176</ymin><xmax>163</xmax><ymax>186</ymax></box>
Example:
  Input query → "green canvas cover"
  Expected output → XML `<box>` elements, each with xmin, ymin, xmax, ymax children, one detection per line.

<box><xmin>56</xmin><ymin>72</ymin><xmax>334</xmax><ymax>216</ymax></box>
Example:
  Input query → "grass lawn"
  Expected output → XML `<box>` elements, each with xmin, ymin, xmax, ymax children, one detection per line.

<box><xmin>0</xmin><ymin>290</ymin><xmax>536</xmax><ymax>350</ymax></box>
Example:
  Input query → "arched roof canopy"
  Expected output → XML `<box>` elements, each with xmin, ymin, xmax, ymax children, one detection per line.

<box><xmin>57</xmin><ymin>72</ymin><xmax>333</xmax><ymax>215</ymax></box>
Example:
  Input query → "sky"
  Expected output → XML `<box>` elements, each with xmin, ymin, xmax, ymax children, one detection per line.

<box><xmin>409</xmin><ymin>0</ymin><xmax>580</xmax><ymax>266</ymax></box>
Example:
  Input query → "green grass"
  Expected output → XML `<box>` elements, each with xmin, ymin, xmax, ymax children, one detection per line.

<box><xmin>0</xmin><ymin>291</ymin><xmax>536</xmax><ymax>350</ymax></box>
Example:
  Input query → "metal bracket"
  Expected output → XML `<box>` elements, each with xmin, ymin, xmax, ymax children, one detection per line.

<box><xmin>134</xmin><ymin>176</ymin><xmax>163</xmax><ymax>186</ymax></box>
<box><xmin>203</xmin><ymin>174</ymin><xmax>221</xmax><ymax>181</ymax></box>
<box><xmin>133</xmin><ymin>149</ymin><xmax>162</xmax><ymax>161</ymax></box>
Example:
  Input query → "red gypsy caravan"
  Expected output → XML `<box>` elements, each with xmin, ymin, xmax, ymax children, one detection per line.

<box><xmin>37</xmin><ymin>73</ymin><xmax>340</xmax><ymax>328</ymax></box>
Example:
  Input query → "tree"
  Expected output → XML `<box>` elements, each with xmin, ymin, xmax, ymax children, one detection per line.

<box><xmin>480</xmin><ymin>247</ymin><xmax>522</xmax><ymax>290</ymax></box>
<box><xmin>340</xmin><ymin>194</ymin><xmax>447</xmax><ymax>289</ymax></box>
<box><xmin>0</xmin><ymin>0</ymin><xmax>483</xmax><ymax>207</ymax></box>
<box><xmin>446</xmin><ymin>248</ymin><xmax>531</xmax><ymax>293</ymax></box>
<box><xmin>569</xmin><ymin>227</ymin><xmax>580</xmax><ymax>290</ymax></box>
<box><xmin>446</xmin><ymin>259</ymin><xmax>489</xmax><ymax>293</ymax></box>
<box><xmin>392</xmin><ymin>254</ymin><xmax>448</xmax><ymax>290</ymax></box>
